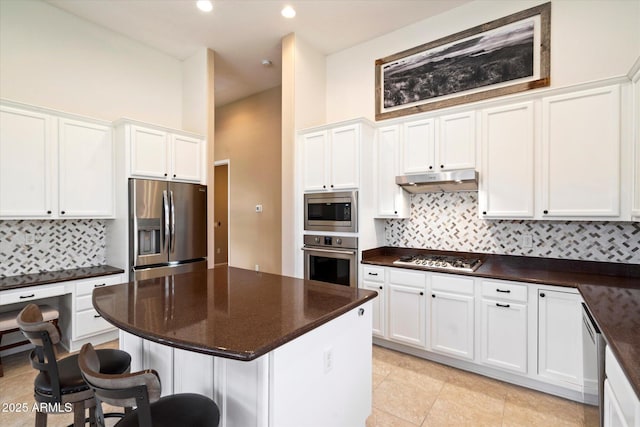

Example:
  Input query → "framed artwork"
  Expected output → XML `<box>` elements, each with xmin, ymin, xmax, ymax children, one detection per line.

<box><xmin>375</xmin><ymin>2</ymin><xmax>550</xmax><ymax>120</ymax></box>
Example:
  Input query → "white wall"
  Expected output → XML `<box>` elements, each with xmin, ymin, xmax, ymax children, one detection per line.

<box><xmin>0</xmin><ymin>0</ymin><xmax>183</xmax><ymax>127</ymax></box>
<box><xmin>326</xmin><ymin>0</ymin><xmax>640</xmax><ymax>122</ymax></box>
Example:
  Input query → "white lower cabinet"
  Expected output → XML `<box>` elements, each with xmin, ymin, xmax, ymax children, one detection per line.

<box><xmin>480</xmin><ymin>280</ymin><xmax>528</xmax><ymax>373</ymax></box>
<box><xmin>429</xmin><ymin>274</ymin><xmax>474</xmax><ymax>360</ymax></box>
<box><xmin>362</xmin><ymin>266</ymin><xmax>385</xmax><ymax>337</ymax></box>
<box><xmin>604</xmin><ymin>346</ymin><xmax>640</xmax><ymax>427</ymax></box>
<box><xmin>368</xmin><ymin>265</ymin><xmax>592</xmax><ymax>402</ymax></box>
<box><xmin>387</xmin><ymin>268</ymin><xmax>426</xmax><ymax>348</ymax></box>
<box><xmin>537</xmin><ymin>288</ymin><xmax>583</xmax><ymax>389</ymax></box>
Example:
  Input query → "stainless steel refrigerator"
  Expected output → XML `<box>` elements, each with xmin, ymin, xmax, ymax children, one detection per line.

<box><xmin>129</xmin><ymin>179</ymin><xmax>207</xmax><ymax>280</ymax></box>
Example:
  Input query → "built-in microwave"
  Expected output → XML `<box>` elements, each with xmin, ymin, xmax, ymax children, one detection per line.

<box><xmin>304</xmin><ymin>191</ymin><xmax>357</xmax><ymax>233</ymax></box>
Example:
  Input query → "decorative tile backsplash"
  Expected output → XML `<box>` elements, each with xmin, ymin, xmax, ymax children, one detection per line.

<box><xmin>385</xmin><ymin>192</ymin><xmax>640</xmax><ymax>264</ymax></box>
<box><xmin>0</xmin><ymin>220</ymin><xmax>107</xmax><ymax>277</ymax></box>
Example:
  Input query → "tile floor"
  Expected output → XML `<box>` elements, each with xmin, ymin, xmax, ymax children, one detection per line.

<box><xmin>0</xmin><ymin>341</ymin><xmax>598</xmax><ymax>427</ymax></box>
<box><xmin>367</xmin><ymin>345</ymin><xmax>598</xmax><ymax>427</ymax></box>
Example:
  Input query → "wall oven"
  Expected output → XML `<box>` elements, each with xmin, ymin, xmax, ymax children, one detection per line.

<box><xmin>302</xmin><ymin>235</ymin><xmax>357</xmax><ymax>288</ymax></box>
<box><xmin>304</xmin><ymin>191</ymin><xmax>357</xmax><ymax>233</ymax></box>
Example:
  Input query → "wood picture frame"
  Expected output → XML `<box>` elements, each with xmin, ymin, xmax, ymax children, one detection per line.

<box><xmin>375</xmin><ymin>2</ymin><xmax>550</xmax><ymax>121</ymax></box>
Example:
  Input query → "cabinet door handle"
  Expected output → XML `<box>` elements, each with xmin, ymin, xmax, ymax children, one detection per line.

<box><xmin>543</xmin><ymin>210</ymin><xmax>548</xmax><ymax>214</ymax></box>
<box><xmin>164</xmin><ymin>173</ymin><xmax>168</xmax><ymax>177</ymax></box>
<box><xmin>496</xmin><ymin>303</ymin><xmax>511</xmax><ymax>308</ymax></box>
<box><xmin>46</xmin><ymin>210</ymin><xmax>52</xmax><ymax>214</ymax></box>
<box><xmin>368</xmin><ymin>272</ymin><xmax>378</xmax><ymax>276</ymax></box>
<box><xmin>540</xmin><ymin>292</ymin><xmax>546</xmax><ymax>298</ymax></box>
<box><xmin>358</xmin><ymin>308</ymin><xmax>365</xmax><ymax>316</ymax></box>
<box><xmin>93</xmin><ymin>314</ymin><xmax>102</xmax><ymax>318</ymax></box>
<box><xmin>60</xmin><ymin>211</ymin><xmax>66</xmax><ymax>215</ymax></box>
<box><xmin>379</xmin><ymin>286</ymin><xmax>383</xmax><ymax>290</ymax></box>
<box><xmin>440</xmin><ymin>165</ymin><xmax>444</xmax><ymax>169</ymax></box>
<box><xmin>419</xmin><ymin>291</ymin><xmax>424</xmax><ymax>296</ymax></box>
<box><xmin>482</xmin><ymin>211</ymin><xmax>487</xmax><ymax>215</ymax></box>
<box><xmin>428</xmin><ymin>165</ymin><xmax>433</xmax><ymax>170</ymax></box>
<box><xmin>94</xmin><ymin>283</ymin><xmax>106</xmax><ymax>288</ymax></box>
<box><xmin>19</xmin><ymin>294</ymin><xmax>35</xmax><ymax>299</ymax></box>
<box><xmin>173</xmin><ymin>174</ymin><xmax>177</xmax><ymax>178</ymax></box>
<box><xmin>496</xmin><ymin>288</ymin><xmax>511</xmax><ymax>293</ymax></box>
<box><xmin>394</xmin><ymin>211</ymin><xmax>398</xmax><ymax>214</ymax></box>
<box><xmin>431</xmin><ymin>294</ymin><xmax>435</xmax><ymax>298</ymax></box>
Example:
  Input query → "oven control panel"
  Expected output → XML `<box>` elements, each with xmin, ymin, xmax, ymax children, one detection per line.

<box><xmin>303</xmin><ymin>235</ymin><xmax>357</xmax><ymax>249</ymax></box>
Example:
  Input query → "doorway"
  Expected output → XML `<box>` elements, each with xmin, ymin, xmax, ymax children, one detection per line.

<box><xmin>214</xmin><ymin>161</ymin><xmax>229</xmax><ymax>266</ymax></box>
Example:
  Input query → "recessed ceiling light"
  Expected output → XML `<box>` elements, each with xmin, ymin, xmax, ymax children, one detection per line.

<box><xmin>197</xmin><ymin>0</ymin><xmax>213</xmax><ymax>12</ymax></box>
<box><xmin>281</xmin><ymin>5</ymin><xmax>296</xmax><ymax>18</ymax></box>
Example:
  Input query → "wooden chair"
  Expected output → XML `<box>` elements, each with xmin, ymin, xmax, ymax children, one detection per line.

<box><xmin>17</xmin><ymin>303</ymin><xmax>131</xmax><ymax>427</ymax></box>
<box><xmin>0</xmin><ymin>304</ymin><xmax>59</xmax><ymax>377</ymax></box>
<box><xmin>78</xmin><ymin>342</ymin><xmax>221</xmax><ymax>427</ymax></box>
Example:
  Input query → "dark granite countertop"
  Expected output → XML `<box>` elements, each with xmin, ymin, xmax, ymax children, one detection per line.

<box><xmin>362</xmin><ymin>246</ymin><xmax>640</xmax><ymax>399</ymax></box>
<box><xmin>0</xmin><ymin>265</ymin><xmax>125</xmax><ymax>291</ymax></box>
<box><xmin>92</xmin><ymin>266</ymin><xmax>377</xmax><ymax>361</ymax></box>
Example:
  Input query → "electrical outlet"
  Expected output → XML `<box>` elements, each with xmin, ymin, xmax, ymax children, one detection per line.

<box><xmin>24</xmin><ymin>233</ymin><xmax>35</xmax><ymax>245</ymax></box>
<box><xmin>522</xmin><ymin>234</ymin><xmax>533</xmax><ymax>248</ymax></box>
<box><xmin>255</xmin><ymin>204</ymin><xmax>263</xmax><ymax>213</ymax></box>
<box><xmin>323</xmin><ymin>347</ymin><xmax>334</xmax><ymax>373</ymax></box>
<box><xmin>255</xmin><ymin>264</ymin><xmax>259</xmax><ymax>272</ymax></box>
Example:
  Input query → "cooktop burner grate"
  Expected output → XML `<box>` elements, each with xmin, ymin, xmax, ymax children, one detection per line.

<box><xmin>392</xmin><ymin>254</ymin><xmax>482</xmax><ymax>272</ymax></box>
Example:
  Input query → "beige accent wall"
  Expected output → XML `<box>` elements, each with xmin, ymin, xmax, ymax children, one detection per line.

<box><xmin>214</xmin><ymin>87</ymin><xmax>282</xmax><ymax>274</ymax></box>
<box><xmin>214</xmin><ymin>163</ymin><xmax>229</xmax><ymax>264</ymax></box>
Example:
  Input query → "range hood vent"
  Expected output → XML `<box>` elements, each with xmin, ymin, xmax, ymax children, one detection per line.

<box><xmin>395</xmin><ymin>169</ymin><xmax>478</xmax><ymax>194</ymax></box>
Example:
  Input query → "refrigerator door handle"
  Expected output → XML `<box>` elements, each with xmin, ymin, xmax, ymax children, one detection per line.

<box><xmin>170</xmin><ymin>190</ymin><xmax>176</xmax><ymax>253</ymax></box>
<box><xmin>162</xmin><ymin>190</ymin><xmax>170</xmax><ymax>254</ymax></box>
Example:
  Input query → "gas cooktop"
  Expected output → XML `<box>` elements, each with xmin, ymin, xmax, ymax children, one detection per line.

<box><xmin>392</xmin><ymin>254</ymin><xmax>482</xmax><ymax>272</ymax></box>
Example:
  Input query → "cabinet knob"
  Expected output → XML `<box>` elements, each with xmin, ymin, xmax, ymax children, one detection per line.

<box><xmin>540</xmin><ymin>292</ymin><xmax>546</xmax><ymax>298</ymax></box>
<box><xmin>47</xmin><ymin>210</ymin><xmax>52</xmax><ymax>214</ymax></box>
<box><xmin>419</xmin><ymin>291</ymin><xmax>424</xmax><ymax>296</ymax></box>
<box><xmin>60</xmin><ymin>211</ymin><xmax>66</xmax><ymax>215</ymax></box>
<box><xmin>323</xmin><ymin>185</ymin><xmax>326</xmax><ymax>189</ymax></box>
<box><xmin>330</xmin><ymin>184</ymin><xmax>334</xmax><ymax>188</ymax></box>
<box><xmin>440</xmin><ymin>165</ymin><xmax>444</xmax><ymax>169</ymax></box>
<box><xmin>358</xmin><ymin>308</ymin><xmax>365</xmax><ymax>316</ymax></box>
<box><xmin>394</xmin><ymin>211</ymin><xmax>398</xmax><ymax>214</ymax></box>
<box><xmin>428</xmin><ymin>166</ymin><xmax>433</xmax><ymax>170</ymax></box>
<box><xmin>164</xmin><ymin>173</ymin><xmax>168</xmax><ymax>177</ymax></box>
<box><xmin>543</xmin><ymin>210</ymin><xmax>548</xmax><ymax>214</ymax></box>
<box><xmin>379</xmin><ymin>286</ymin><xmax>383</xmax><ymax>290</ymax></box>
<box><xmin>482</xmin><ymin>211</ymin><xmax>487</xmax><ymax>215</ymax></box>
<box><xmin>432</xmin><ymin>294</ymin><xmax>435</xmax><ymax>298</ymax></box>
<box><xmin>173</xmin><ymin>174</ymin><xmax>177</xmax><ymax>178</ymax></box>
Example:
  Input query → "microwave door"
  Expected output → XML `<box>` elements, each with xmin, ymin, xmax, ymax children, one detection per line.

<box><xmin>168</xmin><ymin>182</ymin><xmax>207</xmax><ymax>263</ymax></box>
<box><xmin>131</xmin><ymin>179</ymin><xmax>170</xmax><ymax>267</ymax></box>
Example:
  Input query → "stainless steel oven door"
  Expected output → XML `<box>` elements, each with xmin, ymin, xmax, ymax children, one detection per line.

<box><xmin>302</xmin><ymin>246</ymin><xmax>357</xmax><ymax>288</ymax></box>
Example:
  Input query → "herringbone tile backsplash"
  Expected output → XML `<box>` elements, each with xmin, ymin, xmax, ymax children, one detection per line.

<box><xmin>386</xmin><ymin>192</ymin><xmax>640</xmax><ymax>264</ymax></box>
<box><xmin>0</xmin><ymin>220</ymin><xmax>107</xmax><ymax>277</ymax></box>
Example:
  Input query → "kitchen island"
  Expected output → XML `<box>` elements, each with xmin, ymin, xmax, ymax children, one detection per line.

<box><xmin>92</xmin><ymin>266</ymin><xmax>377</xmax><ymax>427</ymax></box>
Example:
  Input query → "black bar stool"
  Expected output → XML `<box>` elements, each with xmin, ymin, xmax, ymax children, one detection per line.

<box><xmin>17</xmin><ymin>303</ymin><xmax>132</xmax><ymax>427</ymax></box>
<box><xmin>78</xmin><ymin>342</ymin><xmax>221</xmax><ymax>427</ymax></box>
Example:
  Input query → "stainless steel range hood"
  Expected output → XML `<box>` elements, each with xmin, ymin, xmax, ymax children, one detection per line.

<box><xmin>395</xmin><ymin>169</ymin><xmax>478</xmax><ymax>194</ymax></box>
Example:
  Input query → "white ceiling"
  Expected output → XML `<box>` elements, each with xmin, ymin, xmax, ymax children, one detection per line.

<box><xmin>46</xmin><ymin>0</ymin><xmax>472</xmax><ymax>107</ymax></box>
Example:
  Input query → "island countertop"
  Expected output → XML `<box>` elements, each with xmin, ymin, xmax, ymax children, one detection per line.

<box><xmin>92</xmin><ymin>266</ymin><xmax>377</xmax><ymax>361</ymax></box>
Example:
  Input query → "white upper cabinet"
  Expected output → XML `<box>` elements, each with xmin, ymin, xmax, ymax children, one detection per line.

<box><xmin>300</xmin><ymin>122</ymin><xmax>364</xmax><ymax>192</ymax></box>
<box><xmin>479</xmin><ymin>102</ymin><xmax>535</xmax><ymax>218</ymax></box>
<box><xmin>541</xmin><ymin>85</ymin><xmax>621</xmax><ymax>218</ymax></box>
<box><xmin>437</xmin><ymin>112</ymin><xmax>476</xmax><ymax>171</ymax></box>
<box><xmin>0</xmin><ymin>105</ymin><xmax>54</xmax><ymax>218</ymax></box>
<box><xmin>129</xmin><ymin>125</ymin><xmax>168</xmax><ymax>179</ymax></box>
<box><xmin>375</xmin><ymin>125</ymin><xmax>409</xmax><ymax>218</ymax></box>
<box><xmin>128</xmin><ymin>123</ymin><xmax>203</xmax><ymax>183</ymax></box>
<box><xmin>401</xmin><ymin>111</ymin><xmax>476</xmax><ymax>174</ymax></box>
<box><xmin>0</xmin><ymin>102</ymin><xmax>114</xmax><ymax>219</ymax></box>
<box><xmin>632</xmin><ymin>67</ymin><xmax>640</xmax><ymax>221</ymax></box>
<box><xmin>58</xmin><ymin>118</ymin><xmax>114</xmax><ymax>217</ymax></box>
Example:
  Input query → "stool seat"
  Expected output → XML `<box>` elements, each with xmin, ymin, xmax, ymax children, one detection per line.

<box><xmin>34</xmin><ymin>349</ymin><xmax>131</xmax><ymax>396</ymax></box>
<box><xmin>0</xmin><ymin>305</ymin><xmax>59</xmax><ymax>330</ymax></box>
<box><xmin>115</xmin><ymin>393</ymin><xmax>220</xmax><ymax>427</ymax></box>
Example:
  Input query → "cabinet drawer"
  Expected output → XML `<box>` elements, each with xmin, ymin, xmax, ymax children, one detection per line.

<box><xmin>75</xmin><ymin>309</ymin><xmax>114</xmax><ymax>338</ymax></box>
<box><xmin>482</xmin><ymin>280</ymin><xmax>527</xmax><ymax>302</ymax></box>
<box><xmin>431</xmin><ymin>273</ymin><xmax>474</xmax><ymax>295</ymax></box>
<box><xmin>363</xmin><ymin>266</ymin><xmax>384</xmax><ymax>283</ymax></box>
<box><xmin>75</xmin><ymin>275</ymin><xmax>123</xmax><ymax>297</ymax></box>
<box><xmin>389</xmin><ymin>268</ymin><xmax>426</xmax><ymax>288</ymax></box>
<box><xmin>0</xmin><ymin>285</ymin><xmax>65</xmax><ymax>305</ymax></box>
<box><xmin>76</xmin><ymin>294</ymin><xmax>93</xmax><ymax>312</ymax></box>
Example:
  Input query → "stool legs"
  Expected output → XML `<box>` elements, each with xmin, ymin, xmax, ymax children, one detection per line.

<box><xmin>35</xmin><ymin>411</ymin><xmax>47</xmax><ymax>427</ymax></box>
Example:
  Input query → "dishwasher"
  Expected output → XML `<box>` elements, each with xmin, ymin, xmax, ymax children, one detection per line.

<box><xmin>582</xmin><ymin>302</ymin><xmax>605</xmax><ymax>426</ymax></box>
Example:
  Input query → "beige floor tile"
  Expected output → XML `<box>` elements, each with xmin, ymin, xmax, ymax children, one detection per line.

<box><xmin>503</xmin><ymin>385</ymin><xmax>584</xmax><ymax>426</ymax></box>
<box><xmin>422</xmin><ymin>381</ymin><xmax>505</xmax><ymax>427</ymax></box>
<box><xmin>373</xmin><ymin>378</ymin><xmax>439</xmax><ymax>425</ymax></box>
<box><xmin>367</xmin><ymin>407</ymin><xmax>420</xmax><ymax>427</ymax></box>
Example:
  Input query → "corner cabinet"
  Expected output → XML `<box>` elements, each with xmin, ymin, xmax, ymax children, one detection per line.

<box><xmin>541</xmin><ymin>85</ymin><xmax>621</xmax><ymax>218</ymax></box>
<box><xmin>125</xmin><ymin>121</ymin><xmax>204</xmax><ymax>183</ymax></box>
<box><xmin>300</xmin><ymin>123</ymin><xmax>362</xmax><ymax>192</ymax></box>
<box><xmin>0</xmin><ymin>102</ymin><xmax>114</xmax><ymax>219</ymax></box>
